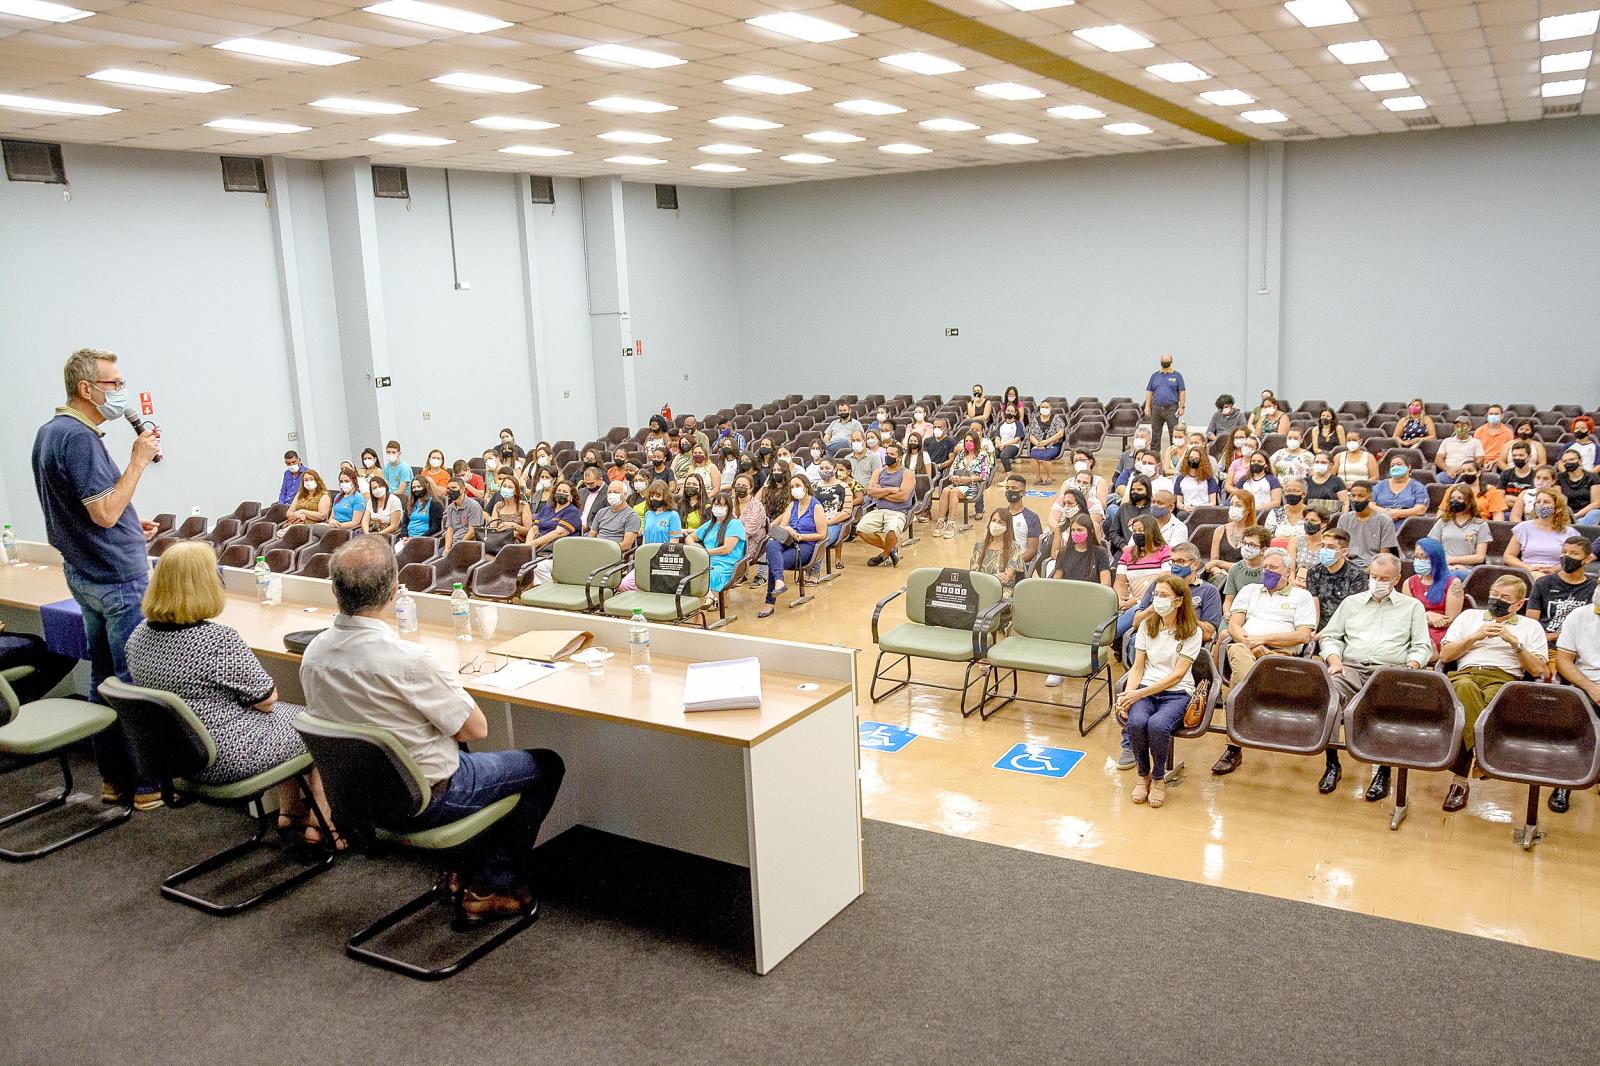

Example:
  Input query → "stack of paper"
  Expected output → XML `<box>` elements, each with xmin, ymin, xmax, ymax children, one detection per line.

<box><xmin>683</xmin><ymin>657</ymin><xmax>763</xmax><ymax>712</ymax></box>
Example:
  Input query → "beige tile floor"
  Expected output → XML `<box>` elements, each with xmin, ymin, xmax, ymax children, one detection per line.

<box><xmin>721</xmin><ymin>471</ymin><xmax>1600</xmax><ymax>960</ymax></box>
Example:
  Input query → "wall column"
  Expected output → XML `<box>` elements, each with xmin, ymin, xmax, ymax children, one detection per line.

<box><xmin>266</xmin><ymin>157</ymin><xmax>323</xmax><ymax>461</ymax></box>
<box><xmin>1244</xmin><ymin>142</ymin><xmax>1285</xmax><ymax>400</ymax></box>
<box><xmin>580</xmin><ymin>175</ymin><xmax>638</xmax><ymax>433</ymax></box>
<box><xmin>321</xmin><ymin>158</ymin><xmax>396</xmax><ymax>452</ymax></box>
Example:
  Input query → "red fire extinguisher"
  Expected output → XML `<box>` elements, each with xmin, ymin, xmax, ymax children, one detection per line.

<box><xmin>661</xmin><ymin>402</ymin><xmax>673</xmax><ymax>423</ymax></box>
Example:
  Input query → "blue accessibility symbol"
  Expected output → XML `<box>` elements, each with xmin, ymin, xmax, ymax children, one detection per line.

<box><xmin>994</xmin><ymin>743</ymin><xmax>1084</xmax><ymax>779</ymax></box>
<box><xmin>859</xmin><ymin>721</ymin><xmax>918</xmax><ymax>753</ymax></box>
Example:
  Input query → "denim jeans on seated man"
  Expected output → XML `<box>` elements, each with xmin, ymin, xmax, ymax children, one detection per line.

<box><xmin>64</xmin><ymin>566</ymin><xmax>156</xmax><ymax>794</ymax></box>
<box><xmin>408</xmin><ymin>749</ymin><xmax>566</xmax><ymax>891</ymax></box>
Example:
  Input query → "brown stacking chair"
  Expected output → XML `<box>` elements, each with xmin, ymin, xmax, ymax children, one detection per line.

<box><xmin>1338</xmin><ymin>401</ymin><xmax>1371</xmax><ymax>419</ymax></box>
<box><xmin>395</xmin><ymin>535</ymin><xmax>442</xmax><ymax>571</ymax></box>
<box><xmin>1185</xmin><ymin>505</ymin><xmax>1229</xmax><ymax>529</ymax></box>
<box><xmin>263</xmin><ymin>548</ymin><xmax>296</xmax><ymax>574</ymax></box>
<box><xmin>292</xmin><ymin>528</ymin><xmax>351</xmax><ymax>573</ymax></box>
<box><xmin>259</xmin><ymin>524</ymin><xmax>310</xmax><ymax>558</ymax></box>
<box><xmin>226</xmin><ymin>501</ymin><xmax>262</xmax><ymax>524</ymax></box>
<box><xmin>149</xmin><ymin>513</ymin><xmax>177</xmax><ymax>537</ymax></box>
<box><xmin>299</xmin><ymin>554</ymin><xmax>334</xmax><ymax>580</ymax></box>
<box><xmin>260</xmin><ymin>503</ymin><xmax>290</xmax><ymax>525</ymax></box>
<box><xmin>198</xmin><ymin>518</ymin><xmax>243</xmax><ymax>554</ymax></box>
<box><xmin>1344</xmin><ymin>667</ymin><xmax>1463</xmax><ymax>830</ymax></box>
<box><xmin>218</xmin><ymin>543</ymin><xmax>254</xmax><ymax>569</ymax></box>
<box><xmin>1224</xmin><ymin>655</ymin><xmax>1340</xmax><ymax>761</ymax></box>
<box><xmin>149</xmin><ymin>515</ymin><xmax>209</xmax><ymax>557</ymax></box>
<box><xmin>1105</xmin><ymin>408</ymin><xmax>1141</xmax><ymax>450</ymax></box>
<box><xmin>1462</xmin><ymin>565</ymin><xmax>1529</xmax><ymax>606</ymax></box>
<box><xmin>466</xmin><ymin>544</ymin><xmax>534</xmax><ymax>600</ymax></box>
<box><xmin>425</xmin><ymin>542</ymin><xmax>484</xmax><ymax>594</ymax></box>
<box><xmin>1476</xmin><ymin>682</ymin><xmax>1600</xmax><ymax>850</ymax></box>
<box><xmin>1395</xmin><ymin>516</ymin><xmax>1435</xmax><ymax>558</ymax></box>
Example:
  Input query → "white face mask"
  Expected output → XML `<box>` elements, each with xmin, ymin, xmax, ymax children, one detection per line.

<box><xmin>1311</xmin><ymin>462</ymin><xmax>1329</xmax><ymax>476</ymax></box>
<box><xmin>288</xmin><ymin>463</ymin><xmax>301</xmax><ymax>474</ymax></box>
<box><xmin>372</xmin><ymin>484</ymin><xmax>385</xmax><ymax>496</ymax></box>
<box><xmin>852</xmin><ymin>441</ymin><xmax>865</xmax><ymax>453</ymax></box>
<box><xmin>1286</xmin><ymin>437</ymin><xmax>1301</xmax><ymax>448</ymax></box>
<box><xmin>790</xmin><ymin>486</ymin><xmax>805</xmax><ymax>500</ymax></box>
<box><xmin>1151</xmin><ymin>595</ymin><xmax>1175</xmax><ymax>617</ymax></box>
<box><xmin>1240</xmin><ymin>445</ymin><xmax>1256</xmax><ymax>457</ymax></box>
<box><xmin>1346</xmin><ymin>440</ymin><xmax>1360</xmax><ymax>452</ymax></box>
<box><xmin>989</xmin><ymin>522</ymin><xmax>1007</xmax><ymax>537</ymax></box>
<box><xmin>1136</xmin><ymin>462</ymin><xmax>1157</xmax><ymax>477</ymax></box>
<box><xmin>914</xmin><ymin>410</ymin><xmax>926</xmax><ymax>421</ymax></box>
<box><xmin>339</xmin><ymin>481</ymin><xmax>353</xmax><ymax>493</ymax></box>
<box><xmin>538</xmin><ymin>456</ymin><xmax>550</xmax><ymax>467</ymax></box>
<box><xmin>1075</xmin><ymin>460</ymin><xmax>1091</xmax><ymax>472</ymax></box>
<box><xmin>1228</xmin><ymin>505</ymin><xmax>1245</xmax><ymax>522</ymax></box>
<box><xmin>811</xmin><ymin>449</ymin><xmax>822</xmax><ymax>459</ymax></box>
<box><xmin>866</xmin><ymin>438</ymin><xmax>879</xmax><ymax>449</ymax></box>
<box><xmin>429</xmin><ymin>457</ymin><xmax>443</xmax><ymax>468</ymax></box>
<box><xmin>712</xmin><ymin>505</ymin><xmax>728</xmax><ymax>520</ymax></box>
<box><xmin>1240</xmin><ymin>544</ymin><xmax>1262</xmax><ymax>561</ymax></box>
<box><xmin>1369</xmin><ymin>578</ymin><xmax>1393</xmax><ymax>599</ymax></box>
<box><xmin>304</xmin><ymin>480</ymin><xmax>318</xmax><ymax>492</ymax></box>
<box><xmin>633</xmin><ymin>480</ymin><xmax>647</xmax><ymax>493</ymax></box>
<box><xmin>933</xmin><ymin>427</ymin><xmax>945</xmax><ymax>438</ymax></box>
<box><xmin>537</xmin><ymin>479</ymin><xmax>552</xmax><ymax>492</ymax></box>
<box><xmin>607</xmin><ymin>491</ymin><xmax>623</xmax><ymax>507</ymax></box>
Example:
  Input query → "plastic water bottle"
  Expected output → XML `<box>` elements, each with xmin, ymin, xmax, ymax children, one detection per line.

<box><xmin>254</xmin><ymin>555</ymin><xmax>271</xmax><ymax>603</ymax></box>
<box><xmin>395</xmin><ymin>589</ymin><xmax>418</xmax><ymax>635</ymax></box>
<box><xmin>629</xmin><ymin>608</ymin><xmax>651</xmax><ymax>673</ymax></box>
<box><xmin>0</xmin><ymin>525</ymin><xmax>15</xmax><ymax>566</ymax></box>
<box><xmin>451</xmin><ymin>583</ymin><xmax>471</xmax><ymax>640</ymax></box>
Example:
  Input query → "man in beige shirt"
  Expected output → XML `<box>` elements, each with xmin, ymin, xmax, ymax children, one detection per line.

<box><xmin>302</xmin><ymin>537</ymin><xmax>564</xmax><ymax>923</ymax></box>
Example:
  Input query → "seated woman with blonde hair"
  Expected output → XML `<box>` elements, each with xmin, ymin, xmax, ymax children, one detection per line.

<box><xmin>124</xmin><ymin>542</ymin><xmax>339</xmax><ymax>848</ymax></box>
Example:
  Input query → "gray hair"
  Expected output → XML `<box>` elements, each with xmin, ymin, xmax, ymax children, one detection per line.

<box><xmin>1262</xmin><ymin>545</ymin><xmax>1293</xmax><ymax>570</ymax></box>
<box><xmin>329</xmin><ymin>537</ymin><xmax>398</xmax><ymax>616</ymax></box>
<box><xmin>1369</xmin><ymin>552</ymin><xmax>1401</xmax><ymax>577</ymax></box>
<box><xmin>1171</xmin><ymin>541</ymin><xmax>1200</xmax><ymax>562</ymax></box>
<box><xmin>64</xmin><ymin>347</ymin><xmax>115</xmax><ymax>401</ymax></box>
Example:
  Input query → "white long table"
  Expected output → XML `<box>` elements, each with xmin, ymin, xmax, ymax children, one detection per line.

<box><xmin>0</xmin><ymin>542</ymin><xmax>863</xmax><ymax>974</ymax></box>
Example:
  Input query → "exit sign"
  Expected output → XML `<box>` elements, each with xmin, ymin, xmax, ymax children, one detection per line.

<box><xmin>945</xmin><ymin>327</ymin><xmax>959</xmax><ymax>337</ymax></box>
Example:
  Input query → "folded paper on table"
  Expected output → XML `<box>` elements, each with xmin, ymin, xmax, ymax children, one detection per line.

<box><xmin>490</xmin><ymin>629</ymin><xmax>593</xmax><ymax>663</ymax></box>
<box><xmin>474</xmin><ymin>659</ymin><xmax>571</xmax><ymax>693</ymax></box>
<box><xmin>683</xmin><ymin>656</ymin><xmax>763</xmax><ymax>712</ymax></box>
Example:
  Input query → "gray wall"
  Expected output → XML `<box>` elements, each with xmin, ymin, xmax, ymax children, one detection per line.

<box><xmin>526</xmin><ymin>177</ymin><xmax>600</xmax><ymax>448</ymax></box>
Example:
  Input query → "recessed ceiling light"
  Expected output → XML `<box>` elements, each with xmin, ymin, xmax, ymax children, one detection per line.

<box><xmin>472</xmin><ymin>115</ymin><xmax>558</xmax><ymax>130</ymax></box>
<box><xmin>1327</xmin><ymin>39</ymin><xmax>1387</xmax><ymax>64</ymax></box>
<box><xmin>214</xmin><ymin>38</ymin><xmax>358</xmax><ymax>66</ymax></box>
<box><xmin>879</xmin><ymin>52</ymin><xmax>964</xmax><ymax>75</ymax></box>
<box><xmin>204</xmin><ymin>117</ymin><xmax>308</xmax><ymax>133</ymax></box>
<box><xmin>362</xmin><ymin>0</ymin><xmax>510</xmax><ymax>33</ymax></box>
<box><xmin>804</xmin><ymin>130</ymin><xmax>865</xmax><ymax>143</ymax></box>
<box><xmin>0</xmin><ymin>92</ymin><xmax>117</xmax><ymax>115</ymax></box>
<box><xmin>919</xmin><ymin>118</ymin><xmax>979</xmax><ymax>131</ymax></box>
<box><xmin>1381</xmin><ymin>95</ymin><xmax>1426</xmax><ymax>111</ymax></box>
<box><xmin>745</xmin><ymin>12</ymin><xmax>856</xmax><ymax>43</ymax></box>
<box><xmin>1542</xmin><ymin>50</ymin><xmax>1592</xmax><ymax>74</ymax></box>
<box><xmin>1540</xmin><ymin>11</ymin><xmax>1598</xmax><ymax>42</ymax></box>
<box><xmin>1542</xmin><ymin>78</ymin><xmax>1587</xmax><ymax>97</ymax></box>
<box><xmin>986</xmin><ymin>132</ymin><xmax>1038</xmax><ymax>144</ymax></box>
<box><xmin>1198</xmin><ymin>88</ymin><xmax>1255</xmax><ymax>105</ymax></box>
<box><xmin>598</xmin><ymin>130</ymin><xmax>671</xmax><ymax>144</ymax></box>
<box><xmin>369</xmin><ymin>132</ymin><xmax>455</xmax><ymax>146</ymax></box>
<box><xmin>606</xmin><ymin>155</ymin><xmax>666</xmax><ymax>165</ymax></box>
<box><xmin>87</xmin><ymin>69</ymin><xmax>229</xmax><ymax>93</ymax></box>
<box><xmin>1047</xmin><ymin>104</ymin><xmax>1105</xmax><ymax>119</ymax></box>
<box><xmin>835</xmin><ymin>98</ymin><xmax>905</xmax><ymax>115</ymax></box>
<box><xmin>1283</xmin><ymin>0</ymin><xmax>1357</xmax><ymax>28</ymax></box>
<box><xmin>313</xmin><ymin>97</ymin><xmax>417</xmax><ymax>114</ymax></box>
<box><xmin>498</xmin><ymin>145</ymin><xmax>573</xmax><ymax>156</ymax></box>
<box><xmin>699</xmin><ymin>143</ymin><xmax>760</xmax><ymax>154</ymax></box>
<box><xmin>693</xmin><ymin>162</ymin><xmax>746</xmax><ymax>173</ymax></box>
<box><xmin>879</xmin><ymin>142</ymin><xmax>932</xmax><ymax>154</ymax></box>
<box><xmin>1359</xmin><ymin>72</ymin><xmax>1409</xmax><ymax>92</ymax></box>
<box><xmin>1103</xmin><ymin>121</ymin><xmax>1153</xmax><ymax>135</ymax></box>
<box><xmin>997</xmin><ymin>0</ymin><xmax>1074</xmax><ymax>9</ymax></box>
<box><xmin>576</xmin><ymin>43</ymin><xmax>686</xmax><ymax>68</ymax></box>
<box><xmin>431</xmin><ymin>72</ymin><xmax>539</xmax><ymax>93</ymax></box>
<box><xmin>0</xmin><ymin>0</ymin><xmax>91</xmax><ymax>23</ymax></box>
<box><xmin>711</xmin><ymin>115</ymin><xmax>783</xmax><ymax>130</ymax></box>
<box><xmin>723</xmin><ymin>74</ymin><xmax>812</xmax><ymax>94</ymax></box>
<box><xmin>976</xmin><ymin>82</ymin><xmax>1045</xmax><ymax>101</ymax></box>
<box><xmin>1241</xmin><ymin>108</ymin><xmax>1288</xmax><ymax>123</ymax></box>
<box><xmin>589</xmin><ymin>97</ymin><xmax>677</xmax><ymax>113</ymax></box>
<box><xmin>1146</xmin><ymin>61</ymin><xmax>1210</xmax><ymax>82</ymax></box>
<box><xmin>1072</xmin><ymin>25</ymin><xmax>1153</xmax><ymax>52</ymax></box>
<box><xmin>781</xmin><ymin>153</ymin><xmax>833</xmax><ymax>164</ymax></box>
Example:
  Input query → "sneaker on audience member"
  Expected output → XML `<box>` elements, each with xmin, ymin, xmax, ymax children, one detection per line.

<box><xmin>1116</xmin><ymin>738</ymin><xmax>1136</xmax><ymax>769</ymax></box>
<box><xmin>1045</xmin><ymin>674</ymin><xmax>1063</xmax><ymax>687</ymax></box>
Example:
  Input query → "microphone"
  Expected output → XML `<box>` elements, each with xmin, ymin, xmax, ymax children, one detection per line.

<box><xmin>126</xmin><ymin>408</ymin><xmax>163</xmax><ymax>463</ymax></box>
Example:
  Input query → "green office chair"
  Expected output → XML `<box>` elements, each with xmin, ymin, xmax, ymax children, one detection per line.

<box><xmin>519</xmin><ymin>536</ymin><xmax>622</xmax><ymax>613</ymax></box>
<box><xmin>981</xmin><ymin>578</ymin><xmax>1120</xmax><ymax>733</ymax></box>
<box><xmin>868</xmin><ymin>567</ymin><xmax>1007</xmax><ymax>716</ymax></box>
<box><xmin>599</xmin><ymin>542</ymin><xmax>712</xmax><ymax>626</ymax></box>
<box><xmin>294</xmin><ymin>712</ymin><xmax>534</xmax><ymax>981</ymax></box>
<box><xmin>0</xmin><ymin>666</ymin><xmax>131</xmax><ymax>861</ymax></box>
<box><xmin>98</xmin><ymin>678</ymin><xmax>335</xmax><ymax>914</ymax></box>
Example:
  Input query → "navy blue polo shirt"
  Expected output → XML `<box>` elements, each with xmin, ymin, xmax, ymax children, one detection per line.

<box><xmin>32</xmin><ymin>408</ymin><xmax>147</xmax><ymax>583</ymax></box>
<box><xmin>1146</xmin><ymin>370</ymin><xmax>1185</xmax><ymax>407</ymax></box>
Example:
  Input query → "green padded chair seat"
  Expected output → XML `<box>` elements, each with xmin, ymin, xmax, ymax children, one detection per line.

<box><xmin>878</xmin><ymin>622</ymin><xmax>977</xmax><ymax>662</ymax></box>
<box><xmin>176</xmin><ymin>752</ymin><xmax>314</xmax><ymax>802</ymax></box>
<box><xmin>520</xmin><ymin>583</ymin><xmax>593</xmax><ymax>612</ymax></box>
<box><xmin>602</xmin><ymin>590</ymin><xmax>690</xmax><ymax>622</ymax></box>
<box><xmin>986</xmin><ymin>635</ymin><xmax>1096</xmax><ymax>677</ymax></box>
<box><xmin>0</xmin><ymin>699</ymin><xmax>116</xmax><ymax>756</ymax></box>
<box><xmin>375</xmin><ymin>793</ymin><xmax>518</xmax><ymax>850</ymax></box>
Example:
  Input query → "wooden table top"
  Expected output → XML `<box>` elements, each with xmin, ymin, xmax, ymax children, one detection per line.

<box><xmin>0</xmin><ymin>561</ymin><xmax>848</xmax><ymax>748</ymax></box>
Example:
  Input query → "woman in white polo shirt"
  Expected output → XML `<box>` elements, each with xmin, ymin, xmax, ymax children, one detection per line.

<box><xmin>1115</xmin><ymin>573</ymin><xmax>1203</xmax><ymax>809</ymax></box>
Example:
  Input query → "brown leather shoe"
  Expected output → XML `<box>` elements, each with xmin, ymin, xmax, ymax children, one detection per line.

<box><xmin>459</xmin><ymin>886</ymin><xmax>537</xmax><ymax>925</ymax></box>
<box><xmin>1211</xmin><ymin>746</ymin><xmax>1243</xmax><ymax>776</ymax></box>
<box><xmin>1443</xmin><ymin>782</ymin><xmax>1469</xmax><ymax>813</ymax></box>
<box><xmin>435</xmin><ymin>869</ymin><xmax>465</xmax><ymax>900</ymax></box>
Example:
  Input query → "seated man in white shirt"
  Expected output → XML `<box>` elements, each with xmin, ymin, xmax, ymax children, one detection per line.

<box><xmin>302</xmin><ymin>537</ymin><xmax>565</xmax><ymax>923</ymax></box>
<box><xmin>1150</xmin><ymin>489</ymin><xmax>1188</xmax><ymax>547</ymax></box>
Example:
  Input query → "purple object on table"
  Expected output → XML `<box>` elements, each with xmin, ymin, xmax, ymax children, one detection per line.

<box><xmin>40</xmin><ymin>598</ymin><xmax>88</xmax><ymax>662</ymax></box>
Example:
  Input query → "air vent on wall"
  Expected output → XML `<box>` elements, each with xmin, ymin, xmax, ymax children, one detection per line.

<box><xmin>530</xmin><ymin>174</ymin><xmax>554</xmax><ymax>204</ymax></box>
<box><xmin>1401</xmin><ymin>115</ymin><xmax>1440</xmax><ymax>128</ymax></box>
<box><xmin>1543</xmin><ymin>102</ymin><xmax>1581</xmax><ymax>117</ymax></box>
<box><xmin>2</xmin><ymin>139</ymin><xmax>65</xmax><ymax>184</ymax></box>
<box><xmin>372</xmin><ymin>164</ymin><xmax>409</xmax><ymax>199</ymax></box>
<box><xmin>220</xmin><ymin>155</ymin><xmax>267</xmax><ymax>193</ymax></box>
<box><xmin>1278</xmin><ymin>126</ymin><xmax>1313</xmax><ymax>137</ymax></box>
<box><xmin>654</xmin><ymin>183</ymin><xmax>678</xmax><ymax>210</ymax></box>
<box><xmin>1155</xmin><ymin>137</ymin><xmax>1187</xmax><ymax>147</ymax></box>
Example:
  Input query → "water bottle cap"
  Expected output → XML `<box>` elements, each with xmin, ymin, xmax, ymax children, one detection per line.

<box><xmin>256</xmin><ymin>555</ymin><xmax>265</xmax><ymax>562</ymax></box>
<box><xmin>453</xmin><ymin>582</ymin><xmax>464</xmax><ymax>589</ymax></box>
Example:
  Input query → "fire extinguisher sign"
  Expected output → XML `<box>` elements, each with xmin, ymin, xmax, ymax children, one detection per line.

<box><xmin>140</xmin><ymin>392</ymin><xmax>154</xmax><ymax>416</ymax></box>
<box><xmin>634</xmin><ymin>339</ymin><xmax>643</xmax><ymax>358</ymax></box>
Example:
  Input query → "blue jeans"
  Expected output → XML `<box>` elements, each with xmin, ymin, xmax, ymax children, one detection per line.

<box><xmin>63</xmin><ymin>566</ymin><xmax>154</xmax><ymax>793</ymax></box>
<box><xmin>412</xmin><ymin>749</ymin><xmax>565</xmax><ymax>891</ymax></box>
<box><xmin>1126</xmin><ymin>690</ymin><xmax>1189</xmax><ymax>779</ymax></box>
<box><xmin>1578</xmin><ymin>511</ymin><xmax>1600</xmax><ymax>527</ymax></box>
<box><xmin>824</xmin><ymin>438</ymin><xmax>854</xmax><ymax>457</ymax></box>
<box><xmin>765</xmin><ymin>539</ymin><xmax>816</xmax><ymax>601</ymax></box>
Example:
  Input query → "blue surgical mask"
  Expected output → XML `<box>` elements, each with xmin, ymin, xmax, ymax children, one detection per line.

<box><xmin>1413</xmin><ymin>557</ymin><xmax>1432</xmax><ymax>577</ymax></box>
<box><xmin>92</xmin><ymin>382</ymin><xmax>129</xmax><ymax>421</ymax></box>
<box><xmin>1486</xmin><ymin>413</ymin><xmax>1501</xmax><ymax>424</ymax></box>
<box><xmin>1389</xmin><ymin>465</ymin><xmax>1408</xmax><ymax>478</ymax></box>
<box><xmin>1170</xmin><ymin>563</ymin><xmax>1193</xmax><ymax>580</ymax></box>
<box><xmin>1317</xmin><ymin>547</ymin><xmax>1337</xmax><ymax>567</ymax></box>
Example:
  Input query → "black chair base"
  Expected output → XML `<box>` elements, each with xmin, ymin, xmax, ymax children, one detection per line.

<box><xmin>0</xmin><ymin>753</ymin><xmax>131</xmax><ymax>862</ymax></box>
<box><xmin>346</xmin><ymin>880</ymin><xmax>538</xmax><ymax>981</ymax></box>
<box><xmin>979</xmin><ymin>665</ymin><xmax>1114</xmax><ymax>734</ymax></box>
<box><xmin>868</xmin><ymin>652</ymin><xmax>989</xmax><ymax>716</ymax></box>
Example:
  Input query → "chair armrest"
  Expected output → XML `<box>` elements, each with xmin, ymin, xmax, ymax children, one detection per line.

<box><xmin>973</xmin><ymin>600</ymin><xmax>1012</xmax><ymax>660</ymax></box>
<box><xmin>2</xmin><ymin>665</ymin><xmax>36</xmax><ymax>686</ymax></box>
<box><xmin>674</xmin><ymin>566</ymin><xmax>711</xmax><ymax>619</ymax></box>
<box><xmin>871</xmin><ymin>586</ymin><xmax>906</xmax><ymax>645</ymax></box>
<box><xmin>1090</xmin><ymin>612</ymin><xmax>1118</xmax><ymax>674</ymax></box>
<box><xmin>585</xmin><ymin>560</ymin><xmax>628</xmax><ymax>611</ymax></box>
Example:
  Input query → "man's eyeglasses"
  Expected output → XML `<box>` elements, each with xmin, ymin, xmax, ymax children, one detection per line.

<box><xmin>94</xmin><ymin>378</ymin><xmax>127</xmax><ymax>390</ymax></box>
<box><xmin>458</xmin><ymin>654</ymin><xmax>507</xmax><ymax>676</ymax></box>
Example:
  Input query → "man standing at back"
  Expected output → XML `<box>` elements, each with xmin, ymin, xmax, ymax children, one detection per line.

<box><xmin>302</xmin><ymin>537</ymin><xmax>565</xmax><ymax>921</ymax></box>
<box><xmin>1143</xmin><ymin>353</ymin><xmax>1186</xmax><ymax>456</ymax></box>
<box><xmin>31</xmin><ymin>347</ymin><xmax>163</xmax><ymax>809</ymax></box>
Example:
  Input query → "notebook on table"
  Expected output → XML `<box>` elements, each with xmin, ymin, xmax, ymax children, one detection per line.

<box><xmin>683</xmin><ymin>657</ymin><xmax>763</xmax><ymax>712</ymax></box>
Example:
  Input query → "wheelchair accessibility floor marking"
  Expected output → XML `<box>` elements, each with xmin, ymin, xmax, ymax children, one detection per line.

<box><xmin>993</xmin><ymin>743</ymin><xmax>1085</xmax><ymax>779</ymax></box>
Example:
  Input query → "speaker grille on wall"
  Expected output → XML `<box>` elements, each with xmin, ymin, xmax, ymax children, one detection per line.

<box><xmin>2</xmin><ymin>139</ymin><xmax>65</xmax><ymax>184</ymax></box>
<box><xmin>530</xmin><ymin>174</ymin><xmax>554</xmax><ymax>204</ymax></box>
<box><xmin>1400</xmin><ymin>114</ymin><xmax>1440</xmax><ymax>128</ymax></box>
<box><xmin>220</xmin><ymin>155</ymin><xmax>267</xmax><ymax>193</ymax></box>
<box><xmin>372</xmin><ymin>164</ymin><xmax>410</xmax><ymax>199</ymax></box>
<box><xmin>1543</xmin><ymin>102</ymin><xmax>1580</xmax><ymax>117</ymax></box>
<box><xmin>654</xmin><ymin>183</ymin><xmax>678</xmax><ymax>210</ymax></box>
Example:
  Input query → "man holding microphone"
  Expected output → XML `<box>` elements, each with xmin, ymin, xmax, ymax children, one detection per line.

<box><xmin>31</xmin><ymin>348</ymin><xmax>163</xmax><ymax>810</ymax></box>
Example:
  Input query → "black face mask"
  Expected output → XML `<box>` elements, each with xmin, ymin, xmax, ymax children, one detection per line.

<box><xmin>1448</xmin><ymin>499</ymin><xmax>1468</xmax><ymax>513</ymax></box>
<box><xmin>1250</xmin><ymin>464</ymin><xmax>1266</xmax><ymax>476</ymax></box>
<box><xmin>1459</xmin><ymin>473</ymin><xmax>1477</xmax><ymax>484</ymax></box>
<box><xmin>648</xmin><ymin>499</ymin><xmax>665</xmax><ymax>510</ymax></box>
<box><xmin>1562</xmin><ymin>556</ymin><xmax>1586</xmax><ymax>574</ymax></box>
<box><xmin>1487</xmin><ymin>598</ymin><xmax>1514</xmax><ymax>618</ymax></box>
<box><xmin>412</xmin><ymin>485</ymin><xmax>426</xmax><ymax>497</ymax></box>
<box><xmin>1352</xmin><ymin>499</ymin><xmax>1370</xmax><ymax>513</ymax></box>
<box><xmin>1565</xmin><ymin>462</ymin><xmax>1582</xmax><ymax>472</ymax></box>
<box><xmin>759</xmin><ymin>448</ymin><xmax>773</xmax><ymax>458</ymax></box>
<box><xmin>885</xmin><ymin>456</ymin><xmax>900</xmax><ymax>468</ymax></box>
<box><xmin>1004</xmin><ymin>490</ymin><xmax>1023</xmax><ymax>504</ymax></box>
<box><xmin>735</xmin><ymin>486</ymin><xmax>750</xmax><ymax>498</ymax></box>
<box><xmin>1131</xmin><ymin>531</ymin><xmax>1147</xmax><ymax>547</ymax></box>
<box><xmin>1304</xmin><ymin>524</ymin><xmax>1322</xmax><ymax>536</ymax></box>
<box><xmin>447</xmin><ymin>489</ymin><xmax>461</xmax><ymax>502</ymax></box>
<box><xmin>554</xmin><ymin>495</ymin><xmax>571</xmax><ymax>506</ymax></box>
<box><xmin>1284</xmin><ymin>493</ymin><xmax>1304</xmax><ymax>506</ymax></box>
<box><xmin>1513</xmin><ymin>457</ymin><xmax>1529</xmax><ymax>467</ymax></box>
<box><xmin>1188</xmin><ymin>458</ymin><xmax>1201</xmax><ymax>468</ymax></box>
<box><xmin>1517</xmin><ymin>430</ymin><xmax>1533</xmax><ymax>438</ymax></box>
<box><xmin>1130</xmin><ymin>491</ymin><xmax>1147</xmax><ymax>504</ymax></box>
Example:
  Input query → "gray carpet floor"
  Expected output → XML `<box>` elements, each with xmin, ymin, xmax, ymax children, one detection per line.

<box><xmin>2</xmin><ymin>754</ymin><xmax>1597</xmax><ymax>1066</ymax></box>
